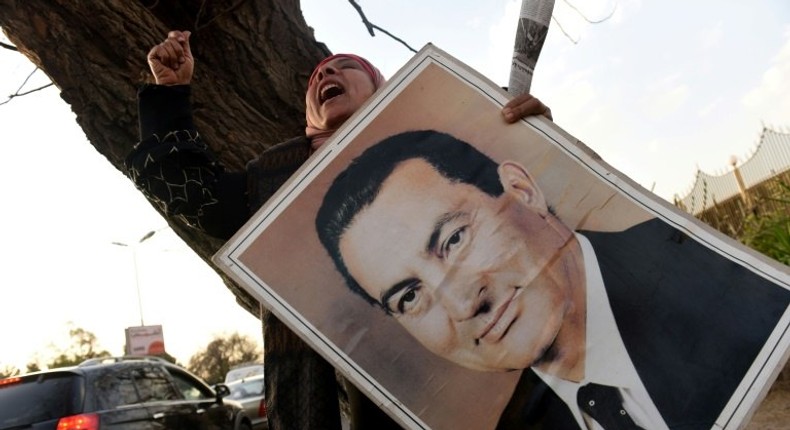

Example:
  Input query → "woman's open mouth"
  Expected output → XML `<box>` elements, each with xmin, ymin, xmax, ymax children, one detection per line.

<box><xmin>319</xmin><ymin>82</ymin><xmax>345</xmax><ymax>104</ymax></box>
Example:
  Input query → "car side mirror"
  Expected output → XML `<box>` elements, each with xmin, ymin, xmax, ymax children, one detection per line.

<box><xmin>214</xmin><ymin>383</ymin><xmax>231</xmax><ymax>402</ymax></box>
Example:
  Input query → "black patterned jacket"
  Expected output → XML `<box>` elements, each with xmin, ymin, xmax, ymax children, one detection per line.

<box><xmin>125</xmin><ymin>84</ymin><xmax>349</xmax><ymax>429</ymax></box>
<box><xmin>125</xmin><ymin>84</ymin><xmax>311</xmax><ymax>240</ymax></box>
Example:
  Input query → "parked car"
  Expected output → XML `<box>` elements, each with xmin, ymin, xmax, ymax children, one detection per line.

<box><xmin>224</xmin><ymin>363</ymin><xmax>264</xmax><ymax>383</ymax></box>
<box><xmin>0</xmin><ymin>356</ymin><xmax>253</xmax><ymax>430</ymax></box>
<box><xmin>227</xmin><ymin>374</ymin><xmax>267</xmax><ymax>429</ymax></box>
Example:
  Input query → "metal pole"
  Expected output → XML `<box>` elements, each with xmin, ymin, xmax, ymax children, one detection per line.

<box><xmin>132</xmin><ymin>247</ymin><xmax>145</xmax><ymax>326</ymax></box>
<box><xmin>133</xmin><ymin>230</ymin><xmax>157</xmax><ymax>327</ymax></box>
<box><xmin>112</xmin><ymin>229</ymin><xmax>158</xmax><ymax>328</ymax></box>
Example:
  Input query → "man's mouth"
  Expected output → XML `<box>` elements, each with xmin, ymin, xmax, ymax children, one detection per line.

<box><xmin>476</xmin><ymin>287</ymin><xmax>522</xmax><ymax>344</ymax></box>
<box><xmin>319</xmin><ymin>82</ymin><xmax>345</xmax><ymax>104</ymax></box>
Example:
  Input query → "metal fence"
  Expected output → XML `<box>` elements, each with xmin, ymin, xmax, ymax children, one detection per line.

<box><xmin>674</xmin><ymin>127</ymin><xmax>790</xmax><ymax>236</ymax></box>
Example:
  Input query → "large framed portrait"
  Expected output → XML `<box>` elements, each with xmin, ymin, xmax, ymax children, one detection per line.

<box><xmin>214</xmin><ymin>45</ymin><xmax>790</xmax><ymax>430</ymax></box>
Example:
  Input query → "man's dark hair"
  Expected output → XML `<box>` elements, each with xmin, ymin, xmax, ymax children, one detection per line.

<box><xmin>315</xmin><ymin>130</ymin><xmax>503</xmax><ymax>307</ymax></box>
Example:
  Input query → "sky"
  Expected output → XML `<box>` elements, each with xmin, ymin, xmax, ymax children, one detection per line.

<box><xmin>1</xmin><ymin>0</ymin><xmax>788</xmax><ymax>371</ymax></box>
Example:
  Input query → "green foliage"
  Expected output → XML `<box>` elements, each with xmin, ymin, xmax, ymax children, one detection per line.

<box><xmin>187</xmin><ymin>332</ymin><xmax>262</xmax><ymax>385</ymax></box>
<box><xmin>0</xmin><ymin>365</ymin><xmax>20</xmax><ymax>379</ymax></box>
<box><xmin>47</xmin><ymin>327</ymin><xmax>111</xmax><ymax>368</ymax></box>
<box><xmin>24</xmin><ymin>326</ymin><xmax>111</xmax><ymax>370</ymax></box>
<box><xmin>739</xmin><ymin>182</ymin><xmax>790</xmax><ymax>265</ymax></box>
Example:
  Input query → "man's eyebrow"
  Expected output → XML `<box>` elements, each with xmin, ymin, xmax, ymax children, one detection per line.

<box><xmin>426</xmin><ymin>212</ymin><xmax>464</xmax><ymax>254</ymax></box>
<box><xmin>380</xmin><ymin>278</ymin><xmax>418</xmax><ymax>313</ymax></box>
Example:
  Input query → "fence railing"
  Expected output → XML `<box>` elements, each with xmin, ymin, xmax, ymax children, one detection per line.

<box><xmin>675</xmin><ymin>126</ymin><xmax>790</xmax><ymax>215</ymax></box>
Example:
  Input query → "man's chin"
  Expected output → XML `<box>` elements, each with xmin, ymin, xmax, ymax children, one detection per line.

<box><xmin>444</xmin><ymin>332</ymin><xmax>559</xmax><ymax>372</ymax></box>
<box><xmin>446</xmin><ymin>353</ymin><xmax>509</xmax><ymax>373</ymax></box>
<box><xmin>529</xmin><ymin>337</ymin><xmax>558</xmax><ymax>369</ymax></box>
<box><xmin>450</xmin><ymin>352</ymin><xmax>541</xmax><ymax>373</ymax></box>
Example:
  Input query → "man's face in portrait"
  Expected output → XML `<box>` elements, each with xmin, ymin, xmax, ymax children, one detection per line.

<box><xmin>338</xmin><ymin>157</ymin><xmax>580</xmax><ymax>372</ymax></box>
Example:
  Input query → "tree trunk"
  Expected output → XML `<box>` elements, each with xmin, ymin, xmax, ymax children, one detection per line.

<box><xmin>0</xmin><ymin>0</ymin><xmax>350</xmax><ymax>427</ymax></box>
<box><xmin>0</xmin><ymin>0</ymin><xmax>330</xmax><ymax>320</ymax></box>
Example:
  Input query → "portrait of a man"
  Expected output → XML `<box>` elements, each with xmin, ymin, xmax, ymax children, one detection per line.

<box><xmin>215</xmin><ymin>47</ymin><xmax>790</xmax><ymax>430</ymax></box>
<box><xmin>314</xmin><ymin>130</ymin><xmax>790</xmax><ymax>429</ymax></box>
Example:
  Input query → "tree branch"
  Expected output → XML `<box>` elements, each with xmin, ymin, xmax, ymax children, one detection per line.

<box><xmin>0</xmin><ymin>40</ymin><xmax>17</xmax><ymax>51</ymax></box>
<box><xmin>195</xmin><ymin>0</ymin><xmax>249</xmax><ymax>31</ymax></box>
<box><xmin>0</xmin><ymin>83</ymin><xmax>54</xmax><ymax>105</ymax></box>
<box><xmin>346</xmin><ymin>0</ymin><xmax>418</xmax><ymax>53</ymax></box>
<box><xmin>0</xmin><ymin>67</ymin><xmax>54</xmax><ymax>106</ymax></box>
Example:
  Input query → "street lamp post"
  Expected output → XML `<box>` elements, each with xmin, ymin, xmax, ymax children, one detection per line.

<box><xmin>112</xmin><ymin>230</ymin><xmax>159</xmax><ymax>327</ymax></box>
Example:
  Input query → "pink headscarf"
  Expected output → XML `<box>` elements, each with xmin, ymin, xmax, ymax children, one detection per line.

<box><xmin>305</xmin><ymin>54</ymin><xmax>386</xmax><ymax>149</ymax></box>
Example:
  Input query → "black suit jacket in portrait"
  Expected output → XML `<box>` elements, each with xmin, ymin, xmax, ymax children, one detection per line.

<box><xmin>497</xmin><ymin>218</ymin><xmax>790</xmax><ymax>430</ymax></box>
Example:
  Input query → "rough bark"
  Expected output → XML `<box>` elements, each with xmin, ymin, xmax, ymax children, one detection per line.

<box><xmin>0</xmin><ymin>0</ymin><xmax>330</xmax><ymax>315</ymax></box>
<box><xmin>1</xmin><ymin>2</ymin><xmax>402</xmax><ymax>427</ymax></box>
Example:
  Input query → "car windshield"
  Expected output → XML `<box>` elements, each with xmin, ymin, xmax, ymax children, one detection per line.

<box><xmin>224</xmin><ymin>364</ymin><xmax>263</xmax><ymax>383</ymax></box>
<box><xmin>228</xmin><ymin>378</ymin><xmax>264</xmax><ymax>400</ymax></box>
<box><xmin>0</xmin><ymin>373</ymin><xmax>81</xmax><ymax>428</ymax></box>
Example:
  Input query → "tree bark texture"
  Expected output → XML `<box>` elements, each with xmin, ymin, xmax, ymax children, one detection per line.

<box><xmin>0</xmin><ymin>0</ymin><xmax>330</xmax><ymax>318</ymax></box>
<box><xmin>0</xmin><ymin>1</ymin><xmax>359</xmax><ymax>428</ymax></box>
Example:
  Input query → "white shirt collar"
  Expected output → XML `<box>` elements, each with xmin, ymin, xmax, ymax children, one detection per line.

<box><xmin>533</xmin><ymin>233</ymin><xmax>667</xmax><ymax>429</ymax></box>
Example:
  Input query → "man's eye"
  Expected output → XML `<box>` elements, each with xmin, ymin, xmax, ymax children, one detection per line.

<box><xmin>396</xmin><ymin>285</ymin><xmax>421</xmax><ymax>314</ymax></box>
<box><xmin>441</xmin><ymin>226</ymin><xmax>467</xmax><ymax>257</ymax></box>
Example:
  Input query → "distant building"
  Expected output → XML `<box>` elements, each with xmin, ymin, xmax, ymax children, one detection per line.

<box><xmin>674</xmin><ymin>126</ymin><xmax>790</xmax><ymax>235</ymax></box>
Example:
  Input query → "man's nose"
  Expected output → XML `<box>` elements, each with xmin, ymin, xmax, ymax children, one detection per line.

<box><xmin>435</xmin><ymin>272</ymin><xmax>490</xmax><ymax>321</ymax></box>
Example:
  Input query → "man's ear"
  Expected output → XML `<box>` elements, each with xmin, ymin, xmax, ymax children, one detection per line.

<box><xmin>497</xmin><ymin>161</ymin><xmax>548</xmax><ymax>217</ymax></box>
